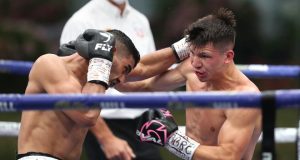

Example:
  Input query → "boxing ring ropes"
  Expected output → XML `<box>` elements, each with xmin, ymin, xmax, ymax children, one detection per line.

<box><xmin>0</xmin><ymin>60</ymin><xmax>300</xmax><ymax>160</ymax></box>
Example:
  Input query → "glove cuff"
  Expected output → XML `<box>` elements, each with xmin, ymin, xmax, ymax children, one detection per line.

<box><xmin>165</xmin><ymin>130</ymin><xmax>200</xmax><ymax>160</ymax></box>
<box><xmin>87</xmin><ymin>58</ymin><xmax>112</xmax><ymax>88</ymax></box>
<box><xmin>171</xmin><ymin>37</ymin><xmax>189</xmax><ymax>63</ymax></box>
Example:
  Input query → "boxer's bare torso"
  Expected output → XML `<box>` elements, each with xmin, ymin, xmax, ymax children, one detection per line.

<box><xmin>183</xmin><ymin>61</ymin><xmax>261</xmax><ymax>160</ymax></box>
<box><xmin>18</xmin><ymin>54</ymin><xmax>101</xmax><ymax>160</ymax></box>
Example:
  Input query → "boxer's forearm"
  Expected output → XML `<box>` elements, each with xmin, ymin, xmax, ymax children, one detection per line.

<box><xmin>90</xmin><ymin>117</ymin><xmax>115</xmax><ymax>143</ymax></box>
<box><xmin>62</xmin><ymin>83</ymin><xmax>104</xmax><ymax>127</ymax></box>
<box><xmin>127</xmin><ymin>47</ymin><xmax>176</xmax><ymax>81</ymax></box>
<box><xmin>115</xmin><ymin>80</ymin><xmax>149</xmax><ymax>92</ymax></box>
<box><xmin>191</xmin><ymin>144</ymin><xmax>243</xmax><ymax>160</ymax></box>
<box><xmin>82</xmin><ymin>82</ymin><xmax>107</xmax><ymax>93</ymax></box>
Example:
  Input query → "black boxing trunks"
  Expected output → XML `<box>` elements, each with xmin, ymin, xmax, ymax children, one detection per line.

<box><xmin>17</xmin><ymin>152</ymin><xmax>62</xmax><ymax>160</ymax></box>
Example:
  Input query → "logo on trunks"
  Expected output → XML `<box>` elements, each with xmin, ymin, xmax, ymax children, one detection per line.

<box><xmin>0</xmin><ymin>102</ymin><xmax>15</xmax><ymax>111</ymax></box>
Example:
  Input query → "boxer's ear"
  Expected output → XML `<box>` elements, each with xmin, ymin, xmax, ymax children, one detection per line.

<box><xmin>224</xmin><ymin>50</ymin><xmax>234</xmax><ymax>64</ymax></box>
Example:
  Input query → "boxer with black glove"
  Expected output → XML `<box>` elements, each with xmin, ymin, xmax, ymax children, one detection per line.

<box><xmin>136</xmin><ymin>109</ymin><xmax>200</xmax><ymax>160</ymax></box>
<box><xmin>75</xmin><ymin>29</ymin><xmax>116</xmax><ymax>89</ymax></box>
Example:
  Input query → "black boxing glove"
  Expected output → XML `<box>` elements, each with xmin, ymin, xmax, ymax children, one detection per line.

<box><xmin>136</xmin><ymin>109</ymin><xmax>178</xmax><ymax>146</ymax></box>
<box><xmin>136</xmin><ymin>109</ymin><xmax>200</xmax><ymax>160</ymax></box>
<box><xmin>57</xmin><ymin>40</ymin><xmax>76</xmax><ymax>56</ymax></box>
<box><xmin>171</xmin><ymin>37</ymin><xmax>190</xmax><ymax>63</ymax></box>
<box><xmin>75</xmin><ymin>29</ymin><xmax>116</xmax><ymax>88</ymax></box>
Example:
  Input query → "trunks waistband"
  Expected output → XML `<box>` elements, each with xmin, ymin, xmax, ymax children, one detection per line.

<box><xmin>17</xmin><ymin>152</ymin><xmax>62</xmax><ymax>160</ymax></box>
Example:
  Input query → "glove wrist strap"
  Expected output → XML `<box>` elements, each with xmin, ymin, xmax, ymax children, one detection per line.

<box><xmin>165</xmin><ymin>130</ymin><xmax>200</xmax><ymax>160</ymax></box>
<box><xmin>87</xmin><ymin>58</ymin><xmax>112</xmax><ymax>88</ymax></box>
<box><xmin>171</xmin><ymin>37</ymin><xmax>189</xmax><ymax>63</ymax></box>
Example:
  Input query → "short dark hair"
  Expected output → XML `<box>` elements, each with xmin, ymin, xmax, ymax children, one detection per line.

<box><xmin>184</xmin><ymin>8</ymin><xmax>236</xmax><ymax>50</ymax></box>
<box><xmin>107</xmin><ymin>29</ymin><xmax>140</xmax><ymax>67</ymax></box>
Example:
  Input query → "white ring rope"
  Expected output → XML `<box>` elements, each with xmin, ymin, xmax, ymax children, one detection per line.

<box><xmin>0</xmin><ymin>121</ymin><xmax>296</xmax><ymax>143</ymax></box>
<box><xmin>0</xmin><ymin>121</ymin><xmax>20</xmax><ymax>137</ymax></box>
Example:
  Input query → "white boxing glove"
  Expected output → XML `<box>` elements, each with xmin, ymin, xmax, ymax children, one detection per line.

<box><xmin>171</xmin><ymin>37</ymin><xmax>190</xmax><ymax>62</ymax></box>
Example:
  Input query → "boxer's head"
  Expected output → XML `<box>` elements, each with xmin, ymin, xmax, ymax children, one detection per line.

<box><xmin>106</xmin><ymin>29</ymin><xmax>140</xmax><ymax>87</ymax></box>
<box><xmin>57</xmin><ymin>29</ymin><xmax>140</xmax><ymax>87</ymax></box>
<box><xmin>184</xmin><ymin>8</ymin><xmax>237</xmax><ymax>82</ymax></box>
<box><xmin>185</xmin><ymin>7</ymin><xmax>236</xmax><ymax>52</ymax></box>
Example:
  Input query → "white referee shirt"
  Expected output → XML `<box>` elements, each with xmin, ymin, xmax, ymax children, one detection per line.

<box><xmin>60</xmin><ymin>0</ymin><xmax>156</xmax><ymax>119</ymax></box>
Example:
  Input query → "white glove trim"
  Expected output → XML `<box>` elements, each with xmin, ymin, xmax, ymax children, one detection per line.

<box><xmin>87</xmin><ymin>58</ymin><xmax>112</xmax><ymax>86</ymax></box>
<box><xmin>165</xmin><ymin>130</ymin><xmax>200</xmax><ymax>160</ymax></box>
<box><xmin>171</xmin><ymin>37</ymin><xmax>189</xmax><ymax>62</ymax></box>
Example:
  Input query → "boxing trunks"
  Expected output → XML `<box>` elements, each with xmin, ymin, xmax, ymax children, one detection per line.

<box><xmin>17</xmin><ymin>152</ymin><xmax>62</xmax><ymax>160</ymax></box>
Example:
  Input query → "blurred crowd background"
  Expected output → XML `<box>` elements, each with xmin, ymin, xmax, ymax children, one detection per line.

<box><xmin>0</xmin><ymin>0</ymin><xmax>299</xmax><ymax>159</ymax></box>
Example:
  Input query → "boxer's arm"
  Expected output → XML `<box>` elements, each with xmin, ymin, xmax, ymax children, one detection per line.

<box><xmin>90</xmin><ymin>117</ymin><xmax>136</xmax><ymax>159</ymax></box>
<box><xmin>127</xmin><ymin>48</ymin><xmax>176</xmax><ymax>81</ymax></box>
<box><xmin>192</xmin><ymin>108</ymin><xmax>261</xmax><ymax>160</ymax></box>
<box><xmin>136</xmin><ymin>104</ymin><xmax>261</xmax><ymax>160</ymax></box>
<box><xmin>116</xmin><ymin>60</ymin><xmax>187</xmax><ymax>92</ymax></box>
<box><xmin>59</xmin><ymin>82</ymin><xmax>104</xmax><ymax>127</ymax></box>
<box><xmin>31</xmin><ymin>54</ymin><xmax>102</xmax><ymax>127</ymax></box>
<box><xmin>128</xmin><ymin>38</ymin><xmax>189</xmax><ymax>81</ymax></box>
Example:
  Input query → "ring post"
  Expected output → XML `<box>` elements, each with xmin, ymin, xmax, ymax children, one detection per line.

<box><xmin>297</xmin><ymin>119</ymin><xmax>300</xmax><ymax>160</ymax></box>
<box><xmin>261</xmin><ymin>91</ymin><xmax>276</xmax><ymax>160</ymax></box>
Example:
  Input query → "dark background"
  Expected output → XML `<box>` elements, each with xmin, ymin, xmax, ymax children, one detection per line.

<box><xmin>0</xmin><ymin>0</ymin><xmax>299</xmax><ymax>159</ymax></box>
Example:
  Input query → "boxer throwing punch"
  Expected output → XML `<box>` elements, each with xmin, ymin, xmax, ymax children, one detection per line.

<box><xmin>44</xmin><ymin>26</ymin><xmax>191</xmax><ymax>159</ymax></box>
<box><xmin>17</xmin><ymin>29</ymin><xmax>140</xmax><ymax>160</ymax></box>
<box><xmin>119</xmin><ymin>8</ymin><xmax>262</xmax><ymax>160</ymax></box>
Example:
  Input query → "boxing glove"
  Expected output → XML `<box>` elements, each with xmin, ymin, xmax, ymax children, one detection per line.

<box><xmin>75</xmin><ymin>29</ymin><xmax>116</xmax><ymax>88</ymax></box>
<box><xmin>171</xmin><ymin>37</ymin><xmax>190</xmax><ymax>63</ymax></box>
<box><xmin>136</xmin><ymin>109</ymin><xmax>178</xmax><ymax>146</ymax></box>
<box><xmin>136</xmin><ymin>109</ymin><xmax>200</xmax><ymax>160</ymax></box>
<box><xmin>57</xmin><ymin>40</ymin><xmax>76</xmax><ymax>56</ymax></box>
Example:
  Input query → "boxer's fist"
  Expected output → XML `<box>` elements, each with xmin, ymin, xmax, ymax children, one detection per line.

<box><xmin>136</xmin><ymin>109</ymin><xmax>178</xmax><ymax>146</ymax></box>
<box><xmin>57</xmin><ymin>40</ymin><xmax>76</xmax><ymax>56</ymax></box>
<box><xmin>75</xmin><ymin>29</ymin><xmax>115</xmax><ymax>61</ymax></box>
<box><xmin>171</xmin><ymin>37</ymin><xmax>190</xmax><ymax>62</ymax></box>
<box><xmin>75</xmin><ymin>29</ymin><xmax>116</xmax><ymax>88</ymax></box>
